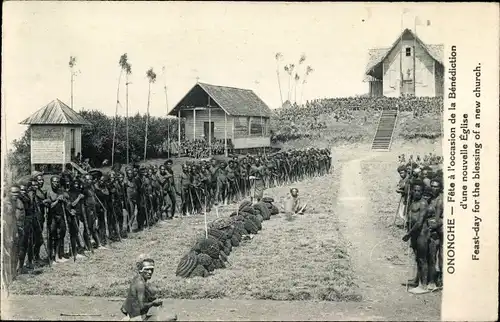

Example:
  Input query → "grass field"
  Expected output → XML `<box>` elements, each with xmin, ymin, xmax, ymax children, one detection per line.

<box><xmin>275</xmin><ymin>111</ymin><xmax>441</xmax><ymax>150</ymax></box>
<box><xmin>8</xmin><ymin>162</ymin><xmax>361</xmax><ymax>302</ymax></box>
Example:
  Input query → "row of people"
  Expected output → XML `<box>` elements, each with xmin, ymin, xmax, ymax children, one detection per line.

<box><xmin>4</xmin><ymin>148</ymin><xmax>332</xmax><ymax>277</ymax></box>
<box><xmin>395</xmin><ymin>157</ymin><xmax>444</xmax><ymax>294</ymax></box>
<box><xmin>180</xmin><ymin>139</ymin><xmax>233</xmax><ymax>158</ymax></box>
<box><xmin>273</xmin><ymin>97</ymin><xmax>443</xmax><ymax>136</ymax></box>
<box><xmin>173</xmin><ymin>148</ymin><xmax>332</xmax><ymax>215</ymax></box>
<box><xmin>397</xmin><ymin>152</ymin><xmax>443</xmax><ymax>167</ymax></box>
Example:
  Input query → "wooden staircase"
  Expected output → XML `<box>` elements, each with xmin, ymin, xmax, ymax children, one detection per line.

<box><xmin>371</xmin><ymin>109</ymin><xmax>398</xmax><ymax>151</ymax></box>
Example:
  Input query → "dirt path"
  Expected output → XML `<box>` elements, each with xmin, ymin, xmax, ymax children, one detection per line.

<box><xmin>335</xmin><ymin>155</ymin><xmax>441</xmax><ymax>320</ymax></box>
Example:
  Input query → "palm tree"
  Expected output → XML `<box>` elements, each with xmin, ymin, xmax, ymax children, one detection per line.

<box><xmin>275</xmin><ymin>53</ymin><xmax>284</xmax><ymax>107</ymax></box>
<box><xmin>294</xmin><ymin>73</ymin><xmax>300</xmax><ymax>104</ymax></box>
<box><xmin>162</xmin><ymin>66</ymin><xmax>170</xmax><ymax>158</ymax></box>
<box><xmin>301</xmin><ymin>65</ymin><xmax>314</xmax><ymax>105</ymax></box>
<box><xmin>144</xmin><ymin>68</ymin><xmax>157</xmax><ymax>161</ymax></box>
<box><xmin>120</xmin><ymin>54</ymin><xmax>132</xmax><ymax>164</ymax></box>
<box><xmin>69</xmin><ymin>56</ymin><xmax>77</xmax><ymax>109</ymax></box>
<box><xmin>111</xmin><ymin>54</ymin><xmax>132</xmax><ymax>166</ymax></box>
<box><xmin>298</xmin><ymin>53</ymin><xmax>306</xmax><ymax>65</ymax></box>
<box><xmin>297</xmin><ymin>54</ymin><xmax>306</xmax><ymax>105</ymax></box>
<box><xmin>284</xmin><ymin>63</ymin><xmax>295</xmax><ymax>103</ymax></box>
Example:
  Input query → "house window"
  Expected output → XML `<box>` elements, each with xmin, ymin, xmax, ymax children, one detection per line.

<box><xmin>405</xmin><ymin>47</ymin><xmax>411</xmax><ymax>57</ymax></box>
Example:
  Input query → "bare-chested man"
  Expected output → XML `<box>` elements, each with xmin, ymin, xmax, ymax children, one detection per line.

<box><xmin>427</xmin><ymin>177</ymin><xmax>444</xmax><ymax>289</ymax></box>
<box><xmin>249</xmin><ymin>158</ymin><xmax>266</xmax><ymax>203</ymax></box>
<box><xmin>33</xmin><ymin>175</ymin><xmax>49</xmax><ymax>264</ymax></box>
<box><xmin>396</xmin><ymin>165</ymin><xmax>409</xmax><ymax>223</ymax></box>
<box><xmin>121</xmin><ymin>258</ymin><xmax>177</xmax><ymax>321</ymax></box>
<box><xmin>47</xmin><ymin>176</ymin><xmax>70</xmax><ymax>264</ymax></box>
<box><xmin>284</xmin><ymin>188</ymin><xmax>307</xmax><ymax>215</ymax></box>
<box><xmin>124</xmin><ymin>168</ymin><xmax>139</xmax><ymax>231</ymax></box>
<box><xmin>402</xmin><ymin>179</ymin><xmax>431</xmax><ymax>294</ymax></box>
<box><xmin>83</xmin><ymin>174</ymin><xmax>104</xmax><ymax>250</ymax></box>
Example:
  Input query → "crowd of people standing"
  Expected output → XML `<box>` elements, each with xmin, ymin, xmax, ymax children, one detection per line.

<box><xmin>2</xmin><ymin>148</ymin><xmax>332</xmax><ymax>283</ymax></box>
<box><xmin>395</xmin><ymin>152</ymin><xmax>444</xmax><ymax>294</ymax></box>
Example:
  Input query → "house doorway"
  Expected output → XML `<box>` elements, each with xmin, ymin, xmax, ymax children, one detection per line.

<box><xmin>204</xmin><ymin>122</ymin><xmax>215</xmax><ymax>142</ymax></box>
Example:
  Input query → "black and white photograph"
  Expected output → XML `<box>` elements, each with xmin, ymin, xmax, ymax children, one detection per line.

<box><xmin>1</xmin><ymin>2</ymin><xmax>498</xmax><ymax>321</ymax></box>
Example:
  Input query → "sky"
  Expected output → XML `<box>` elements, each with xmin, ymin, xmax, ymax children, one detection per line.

<box><xmin>0</xmin><ymin>2</ymin><xmax>488</xmax><ymax>148</ymax></box>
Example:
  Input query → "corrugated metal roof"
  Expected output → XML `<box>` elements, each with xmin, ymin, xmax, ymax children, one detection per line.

<box><xmin>19</xmin><ymin>99</ymin><xmax>91</xmax><ymax>125</ymax></box>
<box><xmin>170</xmin><ymin>82</ymin><xmax>273</xmax><ymax>117</ymax></box>
<box><xmin>365</xmin><ymin>28</ymin><xmax>443</xmax><ymax>76</ymax></box>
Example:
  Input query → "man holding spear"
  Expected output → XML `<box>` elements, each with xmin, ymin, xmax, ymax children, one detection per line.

<box><xmin>249</xmin><ymin>157</ymin><xmax>266</xmax><ymax>203</ymax></box>
<box><xmin>67</xmin><ymin>180</ymin><xmax>90</xmax><ymax>261</ymax></box>
<box><xmin>83</xmin><ymin>174</ymin><xmax>105</xmax><ymax>250</ymax></box>
<box><xmin>46</xmin><ymin>176</ymin><xmax>70</xmax><ymax>264</ymax></box>
<box><xmin>33</xmin><ymin>174</ymin><xmax>50</xmax><ymax>265</ymax></box>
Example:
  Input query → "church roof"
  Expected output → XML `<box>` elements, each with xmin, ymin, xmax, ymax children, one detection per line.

<box><xmin>365</xmin><ymin>28</ymin><xmax>444</xmax><ymax>77</ymax></box>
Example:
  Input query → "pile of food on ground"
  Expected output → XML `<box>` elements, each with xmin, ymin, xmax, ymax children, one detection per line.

<box><xmin>175</xmin><ymin>197</ymin><xmax>279</xmax><ymax>278</ymax></box>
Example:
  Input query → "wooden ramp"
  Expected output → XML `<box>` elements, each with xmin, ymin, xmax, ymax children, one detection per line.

<box><xmin>371</xmin><ymin>109</ymin><xmax>398</xmax><ymax>151</ymax></box>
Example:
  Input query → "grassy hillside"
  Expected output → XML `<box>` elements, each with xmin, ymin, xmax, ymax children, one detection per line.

<box><xmin>270</xmin><ymin>97</ymin><xmax>442</xmax><ymax>149</ymax></box>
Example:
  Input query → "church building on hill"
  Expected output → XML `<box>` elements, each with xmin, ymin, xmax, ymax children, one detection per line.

<box><xmin>364</xmin><ymin>28</ymin><xmax>444</xmax><ymax>98</ymax></box>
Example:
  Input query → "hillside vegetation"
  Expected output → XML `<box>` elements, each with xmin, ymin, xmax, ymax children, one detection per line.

<box><xmin>270</xmin><ymin>96</ymin><xmax>443</xmax><ymax>148</ymax></box>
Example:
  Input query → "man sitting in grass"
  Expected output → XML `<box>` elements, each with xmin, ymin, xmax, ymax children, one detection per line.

<box><xmin>121</xmin><ymin>258</ymin><xmax>177</xmax><ymax>321</ymax></box>
<box><xmin>283</xmin><ymin>188</ymin><xmax>307</xmax><ymax>215</ymax></box>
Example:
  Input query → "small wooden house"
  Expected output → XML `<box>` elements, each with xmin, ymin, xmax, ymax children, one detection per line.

<box><xmin>169</xmin><ymin>82</ymin><xmax>273</xmax><ymax>155</ymax></box>
<box><xmin>20</xmin><ymin>99</ymin><xmax>91</xmax><ymax>172</ymax></box>
<box><xmin>364</xmin><ymin>28</ymin><xmax>444</xmax><ymax>97</ymax></box>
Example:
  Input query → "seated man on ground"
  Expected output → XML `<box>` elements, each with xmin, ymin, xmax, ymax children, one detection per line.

<box><xmin>283</xmin><ymin>188</ymin><xmax>307</xmax><ymax>215</ymax></box>
<box><xmin>121</xmin><ymin>258</ymin><xmax>177</xmax><ymax>321</ymax></box>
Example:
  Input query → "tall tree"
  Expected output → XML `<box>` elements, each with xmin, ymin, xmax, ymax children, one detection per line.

<box><xmin>284</xmin><ymin>63</ymin><xmax>295</xmax><ymax>103</ymax></box>
<box><xmin>69</xmin><ymin>56</ymin><xmax>77</xmax><ymax>109</ymax></box>
<box><xmin>112</xmin><ymin>54</ymin><xmax>132</xmax><ymax>166</ymax></box>
<box><xmin>162</xmin><ymin>66</ymin><xmax>170</xmax><ymax>158</ymax></box>
<box><xmin>275</xmin><ymin>53</ymin><xmax>284</xmax><ymax>107</ymax></box>
<box><xmin>144</xmin><ymin>68</ymin><xmax>157</xmax><ymax>161</ymax></box>
<box><xmin>294</xmin><ymin>73</ymin><xmax>300</xmax><ymax>104</ymax></box>
<box><xmin>301</xmin><ymin>66</ymin><xmax>314</xmax><ymax>106</ymax></box>
<box><xmin>122</xmin><ymin>55</ymin><xmax>132</xmax><ymax>164</ymax></box>
<box><xmin>297</xmin><ymin>54</ymin><xmax>306</xmax><ymax>104</ymax></box>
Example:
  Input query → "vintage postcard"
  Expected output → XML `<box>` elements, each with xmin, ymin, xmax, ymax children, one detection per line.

<box><xmin>1</xmin><ymin>2</ymin><xmax>498</xmax><ymax>321</ymax></box>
